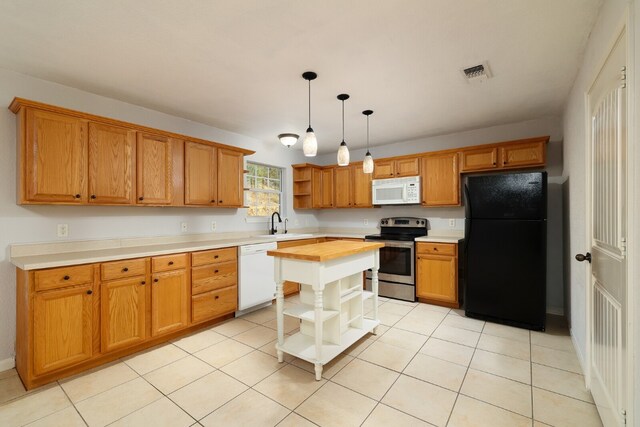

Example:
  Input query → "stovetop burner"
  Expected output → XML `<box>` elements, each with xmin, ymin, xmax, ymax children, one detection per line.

<box><xmin>365</xmin><ymin>217</ymin><xmax>428</xmax><ymax>241</ymax></box>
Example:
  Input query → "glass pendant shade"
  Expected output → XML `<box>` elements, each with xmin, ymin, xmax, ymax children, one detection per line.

<box><xmin>337</xmin><ymin>141</ymin><xmax>350</xmax><ymax>166</ymax></box>
<box><xmin>363</xmin><ymin>151</ymin><xmax>374</xmax><ymax>173</ymax></box>
<box><xmin>278</xmin><ymin>133</ymin><xmax>298</xmax><ymax>148</ymax></box>
<box><xmin>302</xmin><ymin>127</ymin><xmax>317</xmax><ymax>157</ymax></box>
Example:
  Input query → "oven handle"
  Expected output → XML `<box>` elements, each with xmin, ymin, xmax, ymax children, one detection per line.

<box><xmin>365</xmin><ymin>239</ymin><xmax>414</xmax><ymax>249</ymax></box>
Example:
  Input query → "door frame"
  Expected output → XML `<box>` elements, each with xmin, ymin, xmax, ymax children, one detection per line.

<box><xmin>583</xmin><ymin>7</ymin><xmax>636</xmax><ymax>425</ymax></box>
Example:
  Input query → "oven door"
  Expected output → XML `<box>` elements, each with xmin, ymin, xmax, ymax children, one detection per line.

<box><xmin>365</xmin><ymin>239</ymin><xmax>414</xmax><ymax>284</ymax></box>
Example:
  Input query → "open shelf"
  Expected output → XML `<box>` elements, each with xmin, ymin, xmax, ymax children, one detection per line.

<box><xmin>284</xmin><ymin>305</ymin><xmax>339</xmax><ymax>322</ymax></box>
<box><xmin>277</xmin><ymin>319</ymin><xmax>379</xmax><ymax>365</ymax></box>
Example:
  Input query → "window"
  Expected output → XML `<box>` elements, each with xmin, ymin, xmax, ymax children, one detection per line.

<box><xmin>245</xmin><ymin>162</ymin><xmax>283</xmax><ymax>217</ymax></box>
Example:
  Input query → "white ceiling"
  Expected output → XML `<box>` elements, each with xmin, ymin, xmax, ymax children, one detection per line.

<box><xmin>0</xmin><ymin>0</ymin><xmax>601</xmax><ymax>153</ymax></box>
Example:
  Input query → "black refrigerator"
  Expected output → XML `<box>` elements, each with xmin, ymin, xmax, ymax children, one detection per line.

<box><xmin>464</xmin><ymin>172</ymin><xmax>547</xmax><ymax>331</ymax></box>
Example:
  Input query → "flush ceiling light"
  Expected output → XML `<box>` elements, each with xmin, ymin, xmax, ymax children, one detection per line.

<box><xmin>362</xmin><ymin>110</ymin><xmax>374</xmax><ymax>174</ymax></box>
<box><xmin>302</xmin><ymin>71</ymin><xmax>318</xmax><ymax>157</ymax></box>
<box><xmin>278</xmin><ymin>133</ymin><xmax>299</xmax><ymax>148</ymax></box>
<box><xmin>337</xmin><ymin>93</ymin><xmax>350</xmax><ymax>166</ymax></box>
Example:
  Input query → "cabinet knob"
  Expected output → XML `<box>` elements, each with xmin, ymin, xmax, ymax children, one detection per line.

<box><xmin>141</xmin><ymin>281</ymin><xmax>146</xmax><ymax>285</ymax></box>
<box><xmin>219</xmin><ymin>200</ymin><xmax>223</xmax><ymax>203</ymax></box>
<box><xmin>138</xmin><ymin>196</ymin><xmax>144</xmax><ymax>201</ymax></box>
<box><xmin>214</xmin><ymin>295</ymin><xmax>219</xmax><ymax>300</ymax></box>
<box><xmin>168</xmin><ymin>261</ymin><xmax>174</xmax><ymax>266</ymax></box>
<box><xmin>433</xmin><ymin>247</ymin><xmax>438</xmax><ymax>251</ymax></box>
<box><xmin>63</xmin><ymin>275</ymin><xmax>70</xmax><ymax>280</ymax></box>
<box><xmin>154</xmin><ymin>278</ymin><xmax>159</xmax><ymax>283</ymax></box>
<box><xmin>493</xmin><ymin>162</ymin><xmax>496</xmax><ymax>166</ymax></box>
<box><xmin>86</xmin><ymin>290</ymin><xmax>93</xmax><ymax>295</ymax></box>
<box><xmin>214</xmin><ymin>255</ymin><xmax>219</xmax><ymax>259</ymax></box>
<box><xmin>214</xmin><ymin>269</ymin><xmax>219</xmax><ymax>273</ymax></box>
<box><xmin>90</xmin><ymin>195</ymin><xmax>97</xmax><ymax>199</ymax></box>
<box><xmin>122</xmin><ymin>267</ymin><xmax>129</xmax><ymax>272</ymax></box>
<box><xmin>211</xmin><ymin>200</ymin><xmax>216</xmax><ymax>203</ymax></box>
<box><xmin>75</xmin><ymin>194</ymin><xmax>81</xmax><ymax>199</ymax></box>
<box><xmin>504</xmin><ymin>161</ymin><xmax>508</xmax><ymax>165</ymax></box>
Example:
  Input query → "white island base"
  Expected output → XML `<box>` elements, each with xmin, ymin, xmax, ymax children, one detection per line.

<box><xmin>268</xmin><ymin>241</ymin><xmax>382</xmax><ymax>380</ymax></box>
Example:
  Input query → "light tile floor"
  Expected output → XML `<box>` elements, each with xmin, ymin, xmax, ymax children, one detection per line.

<box><xmin>0</xmin><ymin>297</ymin><xmax>603</xmax><ymax>426</ymax></box>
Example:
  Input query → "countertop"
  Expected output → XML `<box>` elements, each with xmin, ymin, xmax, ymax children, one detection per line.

<box><xmin>10</xmin><ymin>228</ymin><xmax>465</xmax><ymax>270</ymax></box>
<box><xmin>267</xmin><ymin>241</ymin><xmax>385</xmax><ymax>262</ymax></box>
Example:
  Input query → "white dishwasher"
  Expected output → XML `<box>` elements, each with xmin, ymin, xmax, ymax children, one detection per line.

<box><xmin>238</xmin><ymin>242</ymin><xmax>278</xmax><ymax>312</ymax></box>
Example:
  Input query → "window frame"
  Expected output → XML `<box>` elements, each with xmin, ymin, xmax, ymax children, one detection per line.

<box><xmin>244</xmin><ymin>161</ymin><xmax>285</xmax><ymax>222</ymax></box>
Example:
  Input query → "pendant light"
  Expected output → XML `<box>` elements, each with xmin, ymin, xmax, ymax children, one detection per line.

<box><xmin>362</xmin><ymin>110</ymin><xmax>374</xmax><ymax>173</ymax></box>
<box><xmin>278</xmin><ymin>133</ymin><xmax>299</xmax><ymax>148</ymax></box>
<box><xmin>337</xmin><ymin>93</ymin><xmax>350</xmax><ymax>166</ymax></box>
<box><xmin>302</xmin><ymin>71</ymin><xmax>318</xmax><ymax>157</ymax></box>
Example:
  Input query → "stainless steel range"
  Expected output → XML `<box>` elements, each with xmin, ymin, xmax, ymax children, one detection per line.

<box><xmin>365</xmin><ymin>217</ymin><xmax>428</xmax><ymax>302</ymax></box>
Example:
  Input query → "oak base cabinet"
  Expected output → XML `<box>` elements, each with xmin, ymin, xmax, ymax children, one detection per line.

<box><xmin>101</xmin><ymin>275</ymin><xmax>147</xmax><ymax>353</ymax></box>
<box><xmin>416</xmin><ymin>242</ymin><xmax>459</xmax><ymax>308</ymax></box>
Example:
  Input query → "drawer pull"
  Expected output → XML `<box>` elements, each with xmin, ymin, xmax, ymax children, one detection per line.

<box><xmin>141</xmin><ymin>281</ymin><xmax>146</xmax><ymax>285</ymax></box>
<box><xmin>154</xmin><ymin>278</ymin><xmax>159</xmax><ymax>283</ymax></box>
<box><xmin>122</xmin><ymin>267</ymin><xmax>129</xmax><ymax>272</ymax></box>
<box><xmin>63</xmin><ymin>275</ymin><xmax>70</xmax><ymax>280</ymax></box>
<box><xmin>86</xmin><ymin>290</ymin><xmax>93</xmax><ymax>295</ymax></box>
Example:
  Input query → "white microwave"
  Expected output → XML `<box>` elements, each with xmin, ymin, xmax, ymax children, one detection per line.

<box><xmin>372</xmin><ymin>176</ymin><xmax>421</xmax><ymax>205</ymax></box>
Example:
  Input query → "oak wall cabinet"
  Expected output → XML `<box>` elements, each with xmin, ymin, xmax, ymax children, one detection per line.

<box><xmin>10</xmin><ymin>98</ymin><xmax>254</xmax><ymax>207</ymax></box>
<box><xmin>373</xmin><ymin>157</ymin><xmax>420</xmax><ymax>179</ymax></box>
<box><xmin>16</xmin><ymin>246</ymin><xmax>238</xmax><ymax>390</ymax></box>
<box><xmin>421</xmin><ymin>152</ymin><xmax>460</xmax><ymax>207</ymax></box>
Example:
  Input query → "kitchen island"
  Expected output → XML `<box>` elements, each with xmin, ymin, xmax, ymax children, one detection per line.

<box><xmin>267</xmin><ymin>240</ymin><xmax>383</xmax><ymax>380</ymax></box>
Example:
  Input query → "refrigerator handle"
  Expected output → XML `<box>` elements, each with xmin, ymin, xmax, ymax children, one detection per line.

<box><xmin>463</xmin><ymin>183</ymin><xmax>471</xmax><ymax>219</ymax></box>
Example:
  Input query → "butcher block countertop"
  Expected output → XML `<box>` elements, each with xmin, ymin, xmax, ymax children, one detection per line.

<box><xmin>267</xmin><ymin>241</ymin><xmax>384</xmax><ymax>262</ymax></box>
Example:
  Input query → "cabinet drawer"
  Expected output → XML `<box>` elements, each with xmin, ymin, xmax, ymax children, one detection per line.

<box><xmin>417</xmin><ymin>243</ymin><xmax>457</xmax><ymax>256</ymax></box>
<box><xmin>101</xmin><ymin>258</ymin><xmax>147</xmax><ymax>281</ymax></box>
<box><xmin>192</xmin><ymin>261</ymin><xmax>237</xmax><ymax>294</ymax></box>
<box><xmin>191</xmin><ymin>247</ymin><xmax>237</xmax><ymax>267</ymax></box>
<box><xmin>34</xmin><ymin>265</ymin><xmax>94</xmax><ymax>292</ymax></box>
<box><xmin>192</xmin><ymin>286</ymin><xmax>237</xmax><ymax>323</ymax></box>
<box><xmin>152</xmin><ymin>253</ymin><xmax>188</xmax><ymax>272</ymax></box>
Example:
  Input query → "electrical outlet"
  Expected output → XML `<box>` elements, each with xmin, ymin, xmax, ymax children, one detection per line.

<box><xmin>294</xmin><ymin>219</ymin><xmax>300</xmax><ymax>226</ymax></box>
<box><xmin>57</xmin><ymin>224</ymin><xmax>68</xmax><ymax>238</ymax></box>
<box><xmin>211</xmin><ymin>221</ymin><xmax>217</xmax><ymax>232</ymax></box>
<box><xmin>449</xmin><ymin>219</ymin><xmax>456</xmax><ymax>228</ymax></box>
<box><xmin>363</xmin><ymin>219</ymin><xmax>369</xmax><ymax>226</ymax></box>
<box><xmin>181</xmin><ymin>222</ymin><xmax>188</xmax><ymax>232</ymax></box>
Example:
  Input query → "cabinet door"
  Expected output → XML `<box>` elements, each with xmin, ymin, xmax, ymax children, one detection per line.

<box><xmin>395</xmin><ymin>158</ymin><xmax>420</xmax><ymax>177</ymax></box>
<box><xmin>500</xmin><ymin>141</ymin><xmax>545</xmax><ymax>168</ymax></box>
<box><xmin>185</xmin><ymin>141</ymin><xmax>217</xmax><ymax>206</ymax></box>
<box><xmin>136</xmin><ymin>133</ymin><xmax>173</xmax><ymax>204</ymax></box>
<box><xmin>24</xmin><ymin>109</ymin><xmax>87</xmax><ymax>203</ymax></box>
<box><xmin>334</xmin><ymin>167</ymin><xmax>353</xmax><ymax>208</ymax></box>
<box><xmin>151</xmin><ymin>269</ymin><xmax>189</xmax><ymax>336</ymax></box>
<box><xmin>33</xmin><ymin>285</ymin><xmax>94</xmax><ymax>375</ymax></box>
<box><xmin>101</xmin><ymin>277</ymin><xmax>146</xmax><ymax>352</ymax></box>
<box><xmin>373</xmin><ymin>160</ymin><xmax>395</xmax><ymax>179</ymax></box>
<box><xmin>416</xmin><ymin>254</ymin><xmax>457</xmax><ymax>303</ymax></box>
<box><xmin>88</xmin><ymin>122</ymin><xmax>136</xmax><ymax>204</ymax></box>
<box><xmin>217</xmin><ymin>149</ymin><xmax>244</xmax><ymax>207</ymax></box>
<box><xmin>460</xmin><ymin>147</ymin><xmax>498</xmax><ymax>172</ymax></box>
<box><xmin>422</xmin><ymin>153</ymin><xmax>460</xmax><ymax>206</ymax></box>
<box><xmin>321</xmin><ymin>168</ymin><xmax>334</xmax><ymax>208</ymax></box>
<box><xmin>312</xmin><ymin>167</ymin><xmax>323</xmax><ymax>209</ymax></box>
<box><xmin>353</xmin><ymin>165</ymin><xmax>372</xmax><ymax>207</ymax></box>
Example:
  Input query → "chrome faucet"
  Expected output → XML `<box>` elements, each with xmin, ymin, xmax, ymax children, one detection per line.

<box><xmin>270</xmin><ymin>211</ymin><xmax>282</xmax><ymax>235</ymax></box>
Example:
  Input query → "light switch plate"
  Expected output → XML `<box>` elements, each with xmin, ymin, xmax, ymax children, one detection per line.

<box><xmin>363</xmin><ymin>219</ymin><xmax>369</xmax><ymax>225</ymax></box>
<box><xmin>181</xmin><ymin>222</ymin><xmax>188</xmax><ymax>232</ymax></box>
<box><xmin>449</xmin><ymin>219</ymin><xmax>456</xmax><ymax>228</ymax></box>
<box><xmin>211</xmin><ymin>221</ymin><xmax>217</xmax><ymax>232</ymax></box>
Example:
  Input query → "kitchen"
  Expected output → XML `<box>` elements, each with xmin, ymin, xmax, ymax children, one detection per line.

<box><xmin>0</xmin><ymin>1</ymin><xmax>637</xmax><ymax>426</ymax></box>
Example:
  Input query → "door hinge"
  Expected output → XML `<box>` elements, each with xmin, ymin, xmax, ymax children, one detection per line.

<box><xmin>621</xmin><ymin>66</ymin><xmax>627</xmax><ymax>88</ymax></box>
<box><xmin>621</xmin><ymin>237</ymin><xmax>627</xmax><ymax>256</ymax></box>
<box><xmin>621</xmin><ymin>409</ymin><xmax>627</xmax><ymax>424</ymax></box>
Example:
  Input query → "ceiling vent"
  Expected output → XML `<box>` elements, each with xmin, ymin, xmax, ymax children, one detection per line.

<box><xmin>461</xmin><ymin>62</ymin><xmax>492</xmax><ymax>83</ymax></box>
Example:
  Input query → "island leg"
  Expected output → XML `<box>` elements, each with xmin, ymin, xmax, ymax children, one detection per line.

<box><xmin>275</xmin><ymin>259</ymin><xmax>285</xmax><ymax>363</ymax></box>
<box><xmin>314</xmin><ymin>289</ymin><xmax>323</xmax><ymax>380</ymax></box>
<box><xmin>372</xmin><ymin>253</ymin><xmax>380</xmax><ymax>335</ymax></box>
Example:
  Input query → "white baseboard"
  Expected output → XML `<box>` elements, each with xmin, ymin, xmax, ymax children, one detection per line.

<box><xmin>0</xmin><ymin>356</ymin><xmax>15</xmax><ymax>372</ymax></box>
<box><xmin>570</xmin><ymin>328</ymin><xmax>587</xmax><ymax>375</ymax></box>
<box><xmin>546</xmin><ymin>306</ymin><xmax>565</xmax><ymax>316</ymax></box>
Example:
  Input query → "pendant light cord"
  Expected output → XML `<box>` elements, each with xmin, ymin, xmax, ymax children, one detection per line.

<box><xmin>342</xmin><ymin>99</ymin><xmax>345</xmax><ymax>141</ymax></box>
<box><xmin>308</xmin><ymin>80</ymin><xmax>311</xmax><ymax>128</ymax></box>
<box><xmin>366</xmin><ymin>115</ymin><xmax>369</xmax><ymax>150</ymax></box>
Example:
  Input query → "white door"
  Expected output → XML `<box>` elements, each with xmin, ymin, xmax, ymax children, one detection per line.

<box><xmin>581</xmin><ymin>26</ymin><xmax>628</xmax><ymax>427</ymax></box>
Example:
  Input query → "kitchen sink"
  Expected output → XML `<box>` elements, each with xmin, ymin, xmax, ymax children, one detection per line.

<box><xmin>254</xmin><ymin>233</ymin><xmax>313</xmax><ymax>240</ymax></box>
